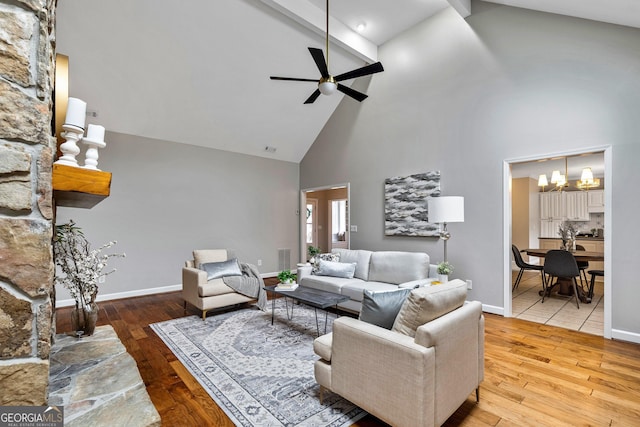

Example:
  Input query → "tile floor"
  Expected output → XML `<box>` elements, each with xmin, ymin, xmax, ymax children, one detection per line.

<box><xmin>512</xmin><ymin>270</ymin><xmax>604</xmax><ymax>336</ymax></box>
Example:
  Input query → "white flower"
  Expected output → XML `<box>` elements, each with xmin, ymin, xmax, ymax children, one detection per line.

<box><xmin>53</xmin><ymin>220</ymin><xmax>125</xmax><ymax>308</ymax></box>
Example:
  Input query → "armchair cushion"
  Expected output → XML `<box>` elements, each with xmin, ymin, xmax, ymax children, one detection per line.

<box><xmin>200</xmin><ymin>258</ymin><xmax>242</xmax><ymax>281</ymax></box>
<box><xmin>193</xmin><ymin>249</ymin><xmax>230</xmax><ymax>267</ymax></box>
<box><xmin>313</xmin><ymin>332</ymin><xmax>333</xmax><ymax>361</ymax></box>
<box><xmin>359</xmin><ymin>288</ymin><xmax>412</xmax><ymax>329</ymax></box>
<box><xmin>392</xmin><ymin>280</ymin><xmax>467</xmax><ymax>337</ymax></box>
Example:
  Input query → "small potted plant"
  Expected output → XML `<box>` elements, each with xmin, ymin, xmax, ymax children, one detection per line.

<box><xmin>436</xmin><ymin>261</ymin><xmax>454</xmax><ymax>283</ymax></box>
<box><xmin>277</xmin><ymin>269</ymin><xmax>297</xmax><ymax>284</ymax></box>
<box><xmin>307</xmin><ymin>245</ymin><xmax>321</xmax><ymax>263</ymax></box>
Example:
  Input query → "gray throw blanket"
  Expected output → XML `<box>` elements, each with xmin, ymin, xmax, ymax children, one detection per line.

<box><xmin>223</xmin><ymin>262</ymin><xmax>267</xmax><ymax>311</ymax></box>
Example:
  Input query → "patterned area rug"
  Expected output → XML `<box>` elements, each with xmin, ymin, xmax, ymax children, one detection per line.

<box><xmin>150</xmin><ymin>305</ymin><xmax>366</xmax><ymax>426</ymax></box>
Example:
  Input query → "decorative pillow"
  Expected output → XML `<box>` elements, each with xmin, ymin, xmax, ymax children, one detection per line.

<box><xmin>315</xmin><ymin>260</ymin><xmax>356</xmax><ymax>279</ymax></box>
<box><xmin>392</xmin><ymin>279</ymin><xmax>467</xmax><ymax>337</ymax></box>
<box><xmin>199</xmin><ymin>258</ymin><xmax>242</xmax><ymax>281</ymax></box>
<box><xmin>312</xmin><ymin>253</ymin><xmax>340</xmax><ymax>274</ymax></box>
<box><xmin>359</xmin><ymin>288</ymin><xmax>412</xmax><ymax>329</ymax></box>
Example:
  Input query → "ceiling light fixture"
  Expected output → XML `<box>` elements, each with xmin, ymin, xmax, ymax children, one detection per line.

<box><xmin>538</xmin><ymin>157</ymin><xmax>601</xmax><ymax>192</ymax></box>
<box><xmin>576</xmin><ymin>167</ymin><xmax>600</xmax><ymax>190</ymax></box>
<box><xmin>355</xmin><ymin>22</ymin><xmax>366</xmax><ymax>33</ymax></box>
<box><xmin>269</xmin><ymin>0</ymin><xmax>384</xmax><ymax>104</ymax></box>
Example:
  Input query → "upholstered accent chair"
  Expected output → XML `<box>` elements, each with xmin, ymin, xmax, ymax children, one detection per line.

<box><xmin>182</xmin><ymin>249</ymin><xmax>257</xmax><ymax>320</ymax></box>
<box><xmin>313</xmin><ymin>281</ymin><xmax>484</xmax><ymax>427</ymax></box>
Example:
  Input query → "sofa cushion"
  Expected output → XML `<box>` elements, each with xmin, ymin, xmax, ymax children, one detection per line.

<box><xmin>359</xmin><ymin>288</ymin><xmax>413</xmax><ymax>329</ymax></box>
<box><xmin>200</xmin><ymin>258</ymin><xmax>242</xmax><ymax>281</ymax></box>
<box><xmin>300</xmin><ymin>275</ymin><xmax>363</xmax><ymax>295</ymax></box>
<box><xmin>312</xmin><ymin>253</ymin><xmax>340</xmax><ymax>274</ymax></box>
<box><xmin>392</xmin><ymin>279</ymin><xmax>467</xmax><ymax>337</ymax></box>
<box><xmin>198</xmin><ymin>278</ymin><xmax>237</xmax><ymax>297</ymax></box>
<box><xmin>331</xmin><ymin>249</ymin><xmax>372</xmax><ymax>280</ymax></box>
<box><xmin>193</xmin><ymin>249</ymin><xmax>228</xmax><ymax>267</ymax></box>
<box><xmin>368</xmin><ymin>251</ymin><xmax>429</xmax><ymax>284</ymax></box>
<box><xmin>340</xmin><ymin>281</ymin><xmax>398</xmax><ymax>302</ymax></box>
<box><xmin>313</xmin><ymin>332</ymin><xmax>333</xmax><ymax>361</ymax></box>
<box><xmin>316</xmin><ymin>260</ymin><xmax>356</xmax><ymax>279</ymax></box>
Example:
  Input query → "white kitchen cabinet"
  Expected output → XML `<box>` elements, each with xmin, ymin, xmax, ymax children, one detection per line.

<box><xmin>564</xmin><ymin>191</ymin><xmax>589</xmax><ymax>221</ymax></box>
<box><xmin>539</xmin><ymin>192</ymin><xmax>564</xmax><ymax>220</ymax></box>
<box><xmin>587</xmin><ymin>189</ymin><xmax>605</xmax><ymax>213</ymax></box>
<box><xmin>539</xmin><ymin>219</ymin><xmax>564</xmax><ymax>238</ymax></box>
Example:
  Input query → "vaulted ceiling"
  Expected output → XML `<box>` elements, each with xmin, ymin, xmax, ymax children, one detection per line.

<box><xmin>55</xmin><ymin>0</ymin><xmax>639</xmax><ymax>163</ymax></box>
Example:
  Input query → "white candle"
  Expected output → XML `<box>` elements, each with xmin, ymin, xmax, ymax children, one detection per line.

<box><xmin>64</xmin><ymin>97</ymin><xmax>87</xmax><ymax>129</ymax></box>
<box><xmin>86</xmin><ymin>124</ymin><xmax>105</xmax><ymax>142</ymax></box>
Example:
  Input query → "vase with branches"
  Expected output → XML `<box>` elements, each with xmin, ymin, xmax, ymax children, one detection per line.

<box><xmin>53</xmin><ymin>220</ymin><xmax>125</xmax><ymax>336</ymax></box>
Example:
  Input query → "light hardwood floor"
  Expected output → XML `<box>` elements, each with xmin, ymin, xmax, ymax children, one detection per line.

<box><xmin>55</xmin><ymin>280</ymin><xmax>640</xmax><ymax>426</ymax></box>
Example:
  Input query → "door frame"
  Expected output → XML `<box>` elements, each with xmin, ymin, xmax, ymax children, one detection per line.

<box><xmin>503</xmin><ymin>146</ymin><xmax>612</xmax><ymax>339</ymax></box>
<box><xmin>300</xmin><ymin>183</ymin><xmax>350</xmax><ymax>263</ymax></box>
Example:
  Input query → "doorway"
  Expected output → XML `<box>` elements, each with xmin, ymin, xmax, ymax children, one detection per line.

<box><xmin>300</xmin><ymin>184</ymin><xmax>350</xmax><ymax>263</ymax></box>
<box><xmin>504</xmin><ymin>147</ymin><xmax>612</xmax><ymax>338</ymax></box>
<box><xmin>328</xmin><ymin>199</ymin><xmax>349</xmax><ymax>250</ymax></box>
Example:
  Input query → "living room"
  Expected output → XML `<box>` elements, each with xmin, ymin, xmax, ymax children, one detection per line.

<box><xmin>2</xmin><ymin>0</ymin><xmax>640</xmax><ymax>425</ymax></box>
<box><xmin>50</xmin><ymin>0</ymin><xmax>640</xmax><ymax>342</ymax></box>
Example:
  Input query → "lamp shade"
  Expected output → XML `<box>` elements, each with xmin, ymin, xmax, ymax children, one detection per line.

<box><xmin>538</xmin><ymin>174</ymin><xmax>548</xmax><ymax>187</ymax></box>
<box><xmin>428</xmin><ymin>196</ymin><xmax>464</xmax><ymax>223</ymax></box>
<box><xmin>581</xmin><ymin>167</ymin><xmax>594</xmax><ymax>182</ymax></box>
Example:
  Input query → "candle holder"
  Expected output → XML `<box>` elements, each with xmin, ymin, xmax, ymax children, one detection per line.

<box><xmin>54</xmin><ymin>124</ymin><xmax>85</xmax><ymax>167</ymax></box>
<box><xmin>82</xmin><ymin>124</ymin><xmax>106</xmax><ymax>170</ymax></box>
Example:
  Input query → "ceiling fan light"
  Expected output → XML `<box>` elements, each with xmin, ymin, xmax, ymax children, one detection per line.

<box><xmin>318</xmin><ymin>79</ymin><xmax>337</xmax><ymax>95</ymax></box>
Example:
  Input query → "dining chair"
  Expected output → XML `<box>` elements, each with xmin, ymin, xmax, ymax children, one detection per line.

<box><xmin>587</xmin><ymin>269</ymin><xmax>604</xmax><ymax>301</ymax></box>
<box><xmin>575</xmin><ymin>244</ymin><xmax>589</xmax><ymax>287</ymax></box>
<box><xmin>542</xmin><ymin>249</ymin><xmax>580</xmax><ymax>308</ymax></box>
<box><xmin>511</xmin><ymin>244</ymin><xmax>544</xmax><ymax>292</ymax></box>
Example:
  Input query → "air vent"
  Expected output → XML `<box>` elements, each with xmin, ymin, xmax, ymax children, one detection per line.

<box><xmin>278</xmin><ymin>248</ymin><xmax>291</xmax><ymax>271</ymax></box>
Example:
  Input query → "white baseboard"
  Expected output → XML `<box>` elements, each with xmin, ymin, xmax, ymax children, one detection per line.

<box><xmin>55</xmin><ymin>272</ymin><xmax>279</xmax><ymax>308</ymax></box>
<box><xmin>55</xmin><ymin>284</ymin><xmax>183</xmax><ymax>308</ymax></box>
<box><xmin>481</xmin><ymin>304</ymin><xmax>504</xmax><ymax>315</ymax></box>
<box><xmin>611</xmin><ymin>328</ymin><xmax>640</xmax><ymax>345</ymax></box>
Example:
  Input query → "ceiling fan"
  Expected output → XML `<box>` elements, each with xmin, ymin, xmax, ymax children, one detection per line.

<box><xmin>270</xmin><ymin>0</ymin><xmax>384</xmax><ymax>104</ymax></box>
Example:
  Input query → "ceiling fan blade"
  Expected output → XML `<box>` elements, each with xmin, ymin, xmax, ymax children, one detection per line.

<box><xmin>270</xmin><ymin>76</ymin><xmax>318</xmax><ymax>82</ymax></box>
<box><xmin>334</xmin><ymin>62</ymin><xmax>384</xmax><ymax>82</ymax></box>
<box><xmin>308</xmin><ymin>47</ymin><xmax>329</xmax><ymax>78</ymax></box>
<box><xmin>337</xmin><ymin>84</ymin><xmax>368</xmax><ymax>102</ymax></box>
<box><xmin>304</xmin><ymin>89</ymin><xmax>321</xmax><ymax>104</ymax></box>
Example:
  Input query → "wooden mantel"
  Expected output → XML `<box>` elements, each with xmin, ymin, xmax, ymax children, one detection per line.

<box><xmin>52</xmin><ymin>164</ymin><xmax>111</xmax><ymax>208</ymax></box>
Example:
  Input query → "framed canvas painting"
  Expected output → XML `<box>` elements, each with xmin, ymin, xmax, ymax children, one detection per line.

<box><xmin>384</xmin><ymin>171</ymin><xmax>441</xmax><ymax>236</ymax></box>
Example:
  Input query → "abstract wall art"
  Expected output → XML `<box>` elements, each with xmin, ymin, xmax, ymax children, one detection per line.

<box><xmin>384</xmin><ymin>171</ymin><xmax>441</xmax><ymax>236</ymax></box>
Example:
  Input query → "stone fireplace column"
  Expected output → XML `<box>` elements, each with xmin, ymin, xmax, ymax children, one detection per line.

<box><xmin>0</xmin><ymin>0</ymin><xmax>57</xmax><ymax>405</ymax></box>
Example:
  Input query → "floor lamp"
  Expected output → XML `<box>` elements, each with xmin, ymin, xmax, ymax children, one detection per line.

<box><xmin>428</xmin><ymin>196</ymin><xmax>464</xmax><ymax>263</ymax></box>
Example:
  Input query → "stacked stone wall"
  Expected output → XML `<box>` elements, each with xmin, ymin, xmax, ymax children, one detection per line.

<box><xmin>0</xmin><ymin>0</ymin><xmax>57</xmax><ymax>405</ymax></box>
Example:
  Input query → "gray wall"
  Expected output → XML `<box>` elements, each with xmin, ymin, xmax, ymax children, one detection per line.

<box><xmin>301</xmin><ymin>3</ymin><xmax>640</xmax><ymax>338</ymax></box>
<box><xmin>56</xmin><ymin>132</ymin><xmax>299</xmax><ymax>304</ymax></box>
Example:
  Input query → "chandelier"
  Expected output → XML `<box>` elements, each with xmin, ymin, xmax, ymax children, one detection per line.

<box><xmin>537</xmin><ymin>157</ymin><xmax>600</xmax><ymax>192</ymax></box>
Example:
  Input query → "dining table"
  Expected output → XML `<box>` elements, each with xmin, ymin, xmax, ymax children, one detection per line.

<box><xmin>524</xmin><ymin>248</ymin><xmax>604</xmax><ymax>303</ymax></box>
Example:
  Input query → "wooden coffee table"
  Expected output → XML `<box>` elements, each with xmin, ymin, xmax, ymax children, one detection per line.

<box><xmin>264</xmin><ymin>285</ymin><xmax>349</xmax><ymax>336</ymax></box>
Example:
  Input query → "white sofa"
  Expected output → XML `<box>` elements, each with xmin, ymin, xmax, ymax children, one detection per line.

<box><xmin>297</xmin><ymin>248</ymin><xmax>438</xmax><ymax>313</ymax></box>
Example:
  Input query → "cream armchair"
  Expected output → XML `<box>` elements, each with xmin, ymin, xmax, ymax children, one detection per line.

<box><xmin>313</xmin><ymin>284</ymin><xmax>484</xmax><ymax>427</ymax></box>
<box><xmin>182</xmin><ymin>249</ymin><xmax>259</xmax><ymax>320</ymax></box>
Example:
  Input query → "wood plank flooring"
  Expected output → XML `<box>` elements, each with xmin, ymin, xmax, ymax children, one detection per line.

<box><xmin>55</xmin><ymin>281</ymin><xmax>640</xmax><ymax>426</ymax></box>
